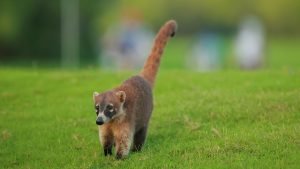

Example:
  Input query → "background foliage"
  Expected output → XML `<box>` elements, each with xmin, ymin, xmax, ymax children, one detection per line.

<box><xmin>0</xmin><ymin>0</ymin><xmax>299</xmax><ymax>66</ymax></box>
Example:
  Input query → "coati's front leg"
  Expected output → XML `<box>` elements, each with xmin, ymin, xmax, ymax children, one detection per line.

<box><xmin>114</xmin><ymin>126</ymin><xmax>133</xmax><ymax>159</ymax></box>
<box><xmin>103</xmin><ymin>142</ymin><xmax>113</xmax><ymax>156</ymax></box>
<box><xmin>99</xmin><ymin>127</ymin><xmax>113</xmax><ymax>156</ymax></box>
<box><xmin>101</xmin><ymin>137</ymin><xmax>113</xmax><ymax>156</ymax></box>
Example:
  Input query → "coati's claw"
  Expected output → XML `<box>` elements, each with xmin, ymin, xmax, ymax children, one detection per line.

<box><xmin>115</xmin><ymin>153</ymin><xmax>124</xmax><ymax>160</ymax></box>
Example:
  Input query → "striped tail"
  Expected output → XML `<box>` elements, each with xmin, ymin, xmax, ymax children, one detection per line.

<box><xmin>140</xmin><ymin>20</ymin><xmax>177</xmax><ymax>87</ymax></box>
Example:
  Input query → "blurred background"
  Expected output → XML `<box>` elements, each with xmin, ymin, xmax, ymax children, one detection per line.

<box><xmin>0</xmin><ymin>0</ymin><xmax>299</xmax><ymax>71</ymax></box>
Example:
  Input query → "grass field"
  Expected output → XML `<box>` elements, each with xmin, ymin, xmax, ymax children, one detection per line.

<box><xmin>0</xmin><ymin>37</ymin><xmax>300</xmax><ymax>168</ymax></box>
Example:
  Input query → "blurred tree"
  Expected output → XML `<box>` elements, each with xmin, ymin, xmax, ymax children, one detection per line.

<box><xmin>100</xmin><ymin>0</ymin><xmax>300</xmax><ymax>35</ymax></box>
<box><xmin>0</xmin><ymin>0</ymin><xmax>60</xmax><ymax>61</ymax></box>
<box><xmin>0</xmin><ymin>0</ymin><xmax>299</xmax><ymax>66</ymax></box>
<box><xmin>0</xmin><ymin>0</ymin><xmax>111</xmax><ymax>67</ymax></box>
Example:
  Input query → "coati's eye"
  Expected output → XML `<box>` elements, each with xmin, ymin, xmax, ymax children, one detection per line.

<box><xmin>104</xmin><ymin>104</ymin><xmax>116</xmax><ymax>118</ymax></box>
<box><xmin>95</xmin><ymin>105</ymin><xmax>100</xmax><ymax>114</ymax></box>
<box><xmin>106</xmin><ymin>104</ymin><xmax>114</xmax><ymax>111</ymax></box>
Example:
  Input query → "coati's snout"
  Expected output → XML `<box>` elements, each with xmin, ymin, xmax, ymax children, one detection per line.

<box><xmin>96</xmin><ymin>117</ymin><xmax>104</xmax><ymax>125</ymax></box>
<box><xmin>93</xmin><ymin>91</ymin><xmax>126</xmax><ymax>125</ymax></box>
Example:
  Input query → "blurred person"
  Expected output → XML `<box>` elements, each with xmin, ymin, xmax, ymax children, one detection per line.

<box><xmin>235</xmin><ymin>15</ymin><xmax>265</xmax><ymax>70</ymax></box>
<box><xmin>188</xmin><ymin>31</ymin><xmax>224</xmax><ymax>71</ymax></box>
<box><xmin>100</xmin><ymin>12</ymin><xmax>154</xmax><ymax>70</ymax></box>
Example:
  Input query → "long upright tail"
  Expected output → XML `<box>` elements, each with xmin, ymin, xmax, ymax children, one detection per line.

<box><xmin>140</xmin><ymin>20</ymin><xmax>177</xmax><ymax>87</ymax></box>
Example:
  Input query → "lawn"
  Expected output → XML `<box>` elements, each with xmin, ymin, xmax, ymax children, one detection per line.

<box><xmin>0</xmin><ymin>37</ymin><xmax>300</xmax><ymax>169</ymax></box>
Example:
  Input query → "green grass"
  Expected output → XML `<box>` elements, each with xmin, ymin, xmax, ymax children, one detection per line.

<box><xmin>0</xmin><ymin>37</ymin><xmax>300</xmax><ymax>168</ymax></box>
<box><xmin>0</xmin><ymin>69</ymin><xmax>299</xmax><ymax>169</ymax></box>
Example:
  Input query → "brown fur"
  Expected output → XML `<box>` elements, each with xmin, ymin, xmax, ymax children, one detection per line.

<box><xmin>93</xmin><ymin>20</ymin><xmax>177</xmax><ymax>159</ymax></box>
<box><xmin>140</xmin><ymin>20</ymin><xmax>177</xmax><ymax>87</ymax></box>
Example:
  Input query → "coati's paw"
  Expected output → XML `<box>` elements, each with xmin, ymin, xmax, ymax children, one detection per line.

<box><xmin>115</xmin><ymin>151</ymin><xmax>129</xmax><ymax>160</ymax></box>
<box><xmin>115</xmin><ymin>153</ymin><xmax>125</xmax><ymax>160</ymax></box>
<box><xmin>104</xmin><ymin>148</ymin><xmax>112</xmax><ymax>156</ymax></box>
<box><xmin>131</xmin><ymin>145</ymin><xmax>143</xmax><ymax>152</ymax></box>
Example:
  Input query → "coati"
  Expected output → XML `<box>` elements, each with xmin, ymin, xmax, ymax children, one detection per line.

<box><xmin>93</xmin><ymin>20</ymin><xmax>177</xmax><ymax>159</ymax></box>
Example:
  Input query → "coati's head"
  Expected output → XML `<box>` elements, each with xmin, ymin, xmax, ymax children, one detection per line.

<box><xmin>93</xmin><ymin>90</ymin><xmax>126</xmax><ymax>125</ymax></box>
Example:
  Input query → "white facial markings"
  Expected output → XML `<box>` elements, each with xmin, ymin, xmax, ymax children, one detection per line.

<box><xmin>93</xmin><ymin>92</ymin><xmax>99</xmax><ymax>97</ymax></box>
<box><xmin>97</xmin><ymin>111</ymin><xmax>109</xmax><ymax>123</ymax></box>
<box><xmin>95</xmin><ymin>104</ymin><xmax>100</xmax><ymax>112</ymax></box>
<box><xmin>93</xmin><ymin>92</ymin><xmax>99</xmax><ymax>102</ymax></box>
<box><xmin>107</xmin><ymin>103</ymin><xmax>114</xmax><ymax>112</ymax></box>
<box><xmin>96</xmin><ymin>103</ymin><xmax>123</xmax><ymax>124</ymax></box>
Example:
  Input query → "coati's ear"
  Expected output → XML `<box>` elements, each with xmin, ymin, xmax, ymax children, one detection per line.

<box><xmin>93</xmin><ymin>91</ymin><xmax>99</xmax><ymax>102</ymax></box>
<box><xmin>116</xmin><ymin>91</ymin><xmax>126</xmax><ymax>103</ymax></box>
